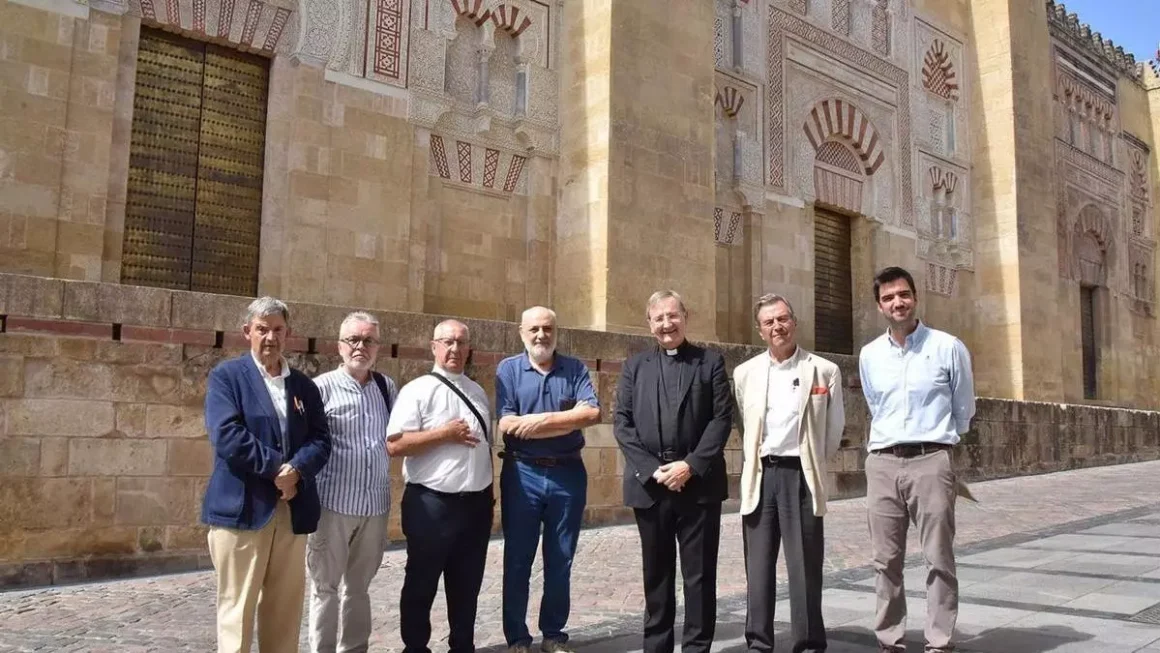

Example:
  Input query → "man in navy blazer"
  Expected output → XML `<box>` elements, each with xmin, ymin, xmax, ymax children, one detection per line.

<box><xmin>202</xmin><ymin>296</ymin><xmax>331</xmax><ymax>653</ymax></box>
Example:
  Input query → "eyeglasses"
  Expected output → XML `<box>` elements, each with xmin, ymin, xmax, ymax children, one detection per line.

<box><xmin>433</xmin><ymin>338</ymin><xmax>469</xmax><ymax>348</ymax></box>
<box><xmin>339</xmin><ymin>336</ymin><xmax>381</xmax><ymax>349</ymax></box>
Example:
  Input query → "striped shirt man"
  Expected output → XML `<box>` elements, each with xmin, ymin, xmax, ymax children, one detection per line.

<box><xmin>313</xmin><ymin>367</ymin><xmax>397</xmax><ymax>516</ymax></box>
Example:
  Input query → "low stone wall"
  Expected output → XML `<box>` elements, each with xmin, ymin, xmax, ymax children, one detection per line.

<box><xmin>1</xmin><ymin>272</ymin><xmax>1158</xmax><ymax>587</ymax></box>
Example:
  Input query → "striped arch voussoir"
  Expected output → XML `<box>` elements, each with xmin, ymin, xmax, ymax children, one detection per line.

<box><xmin>451</xmin><ymin>0</ymin><xmax>492</xmax><ymax>26</ymax></box>
<box><xmin>490</xmin><ymin>3</ymin><xmax>532</xmax><ymax>37</ymax></box>
<box><xmin>802</xmin><ymin>99</ymin><xmax>885</xmax><ymax>175</ymax></box>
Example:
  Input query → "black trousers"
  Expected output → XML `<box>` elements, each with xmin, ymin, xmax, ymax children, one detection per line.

<box><xmin>633</xmin><ymin>495</ymin><xmax>722</xmax><ymax>653</ymax></box>
<box><xmin>742</xmin><ymin>460</ymin><xmax>826</xmax><ymax>653</ymax></box>
<box><xmin>400</xmin><ymin>483</ymin><xmax>494</xmax><ymax>653</ymax></box>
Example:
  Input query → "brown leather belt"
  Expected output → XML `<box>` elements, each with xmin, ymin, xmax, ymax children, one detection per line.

<box><xmin>872</xmin><ymin>442</ymin><xmax>952</xmax><ymax>458</ymax></box>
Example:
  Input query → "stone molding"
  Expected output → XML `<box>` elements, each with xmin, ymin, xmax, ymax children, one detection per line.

<box><xmin>126</xmin><ymin>0</ymin><xmax>293</xmax><ymax>54</ymax></box>
<box><xmin>1045</xmin><ymin>0</ymin><xmax>1142</xmax><ymax>84</ymax></box>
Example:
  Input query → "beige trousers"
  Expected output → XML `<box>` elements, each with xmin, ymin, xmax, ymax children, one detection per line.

<box><xmin>865</xmin><ymin>448</ymin><xmax>958</xmax><ymax>653</ymax></box>
<box><xmin>306</xmin><ymin>509</ymin><xmax>389</xmax><ymax>653</ymax></box>
<box><xmin>208</xmin><ymin>501</ymin><xmax>308</xmax><ymax>653</ymax></box>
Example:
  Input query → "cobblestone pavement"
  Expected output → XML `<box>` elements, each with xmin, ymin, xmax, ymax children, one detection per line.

<box><xmin>3</xmin><ymin>461</ymin><xmax>1160</xmax><ymax>652</ymax></box>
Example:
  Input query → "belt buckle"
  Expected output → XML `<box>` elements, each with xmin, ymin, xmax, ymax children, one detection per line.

<box><xmin>537</xmin><ymin>457</ymin><xmax>557</xmax><ymax>467</ymax></box>
<box><xmin>660</xmin><ymin>450</ymin><xmax>677</xmax><ymax>463</ymax></box>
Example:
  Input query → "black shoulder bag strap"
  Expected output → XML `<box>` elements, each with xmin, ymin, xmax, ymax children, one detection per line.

<box><xmin>425</xmin><ymin>373</ymin><xmax>489</xmax><ymax>443</ymax></box>
<box><xmin>371</xmin><ymin>372</ymin><xmax>394</xmax><ymax>413</ymax></box>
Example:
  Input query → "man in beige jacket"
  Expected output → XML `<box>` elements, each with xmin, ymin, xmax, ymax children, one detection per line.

<box><xmin>733</xmin><ymin>293</ymin><xmax>845</xmax><ymax>653</ymax></box>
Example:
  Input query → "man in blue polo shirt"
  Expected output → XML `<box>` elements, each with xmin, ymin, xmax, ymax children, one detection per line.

<box><xmin>497</xmin><ymin>306</ymin><xmax>602</xmax><ymax>653</ymax></box>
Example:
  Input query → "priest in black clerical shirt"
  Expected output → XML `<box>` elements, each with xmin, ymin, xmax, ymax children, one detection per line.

<box><xmin>613</xmin><ymin>290</ymin><xmax>733</xmax><ymax>653</ymax></box>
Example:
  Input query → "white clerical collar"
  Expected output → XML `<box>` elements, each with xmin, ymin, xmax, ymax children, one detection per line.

<box><xmin>664</xmin><ymin>347</ymin><xmax>679</xmax><ymax>357</ymax></box>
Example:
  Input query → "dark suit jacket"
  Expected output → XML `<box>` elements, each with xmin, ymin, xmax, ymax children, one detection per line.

<box><xmin>613</xmin><ymin>342</ymin><xmax>733</xmax><ymax>509</ymax></box>
<box><xmin>201</xmin><ymin>354</ymin><xmax>331</xmax><ymax>534</ymax></box>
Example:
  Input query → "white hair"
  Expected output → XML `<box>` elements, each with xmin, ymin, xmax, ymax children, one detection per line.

<box><xmin>340</xmin><ymin>311</ymin><xmax>379</xmax><ymax>335</ymax></box>
<box><xmin>520</xmin><ymin>306</ymin><xmax>557</xmax><ymax>325</ymax></box>
<box><xmin>433</xmin><ymin>319</ymin><xmax>470</xmax><ymax>340</ymax></box>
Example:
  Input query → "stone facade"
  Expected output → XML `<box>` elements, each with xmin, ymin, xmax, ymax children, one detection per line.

<box><xmin>0</xmin><ymin>0</ymin><xmax>1159</xmax><ymax>402</ymax></box>
<box><xmin>1</xmin><ymin>272</ymin><xmax>1158</xmax><ymax>586</ymax></box>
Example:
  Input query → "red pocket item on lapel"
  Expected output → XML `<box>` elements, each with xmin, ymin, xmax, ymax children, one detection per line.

<box><xmin>810</xmin><ymin>386</ymin><xmax>828</xmax><ymax>395</ymax></box>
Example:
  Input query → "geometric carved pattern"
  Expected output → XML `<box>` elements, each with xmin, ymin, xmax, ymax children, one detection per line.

<box><xmin>871</xmin><ymin>0</ymin><xmax>890</xmax><ymax>56</ymax></box>
<box><xmin>814</xmin><ymin>165</ymin><xmax>863</xmax><ymax>215</ymax></box>
<box><xmin>803</xmin><ymin>99</ymin><xmax>885</xmax><ymax>174</ymax></box>
<box><xmin>451</xmin><ymin>0</ymin><xmax>491</xmax><ymax>25</ymax></box>
<box><xmin>372</xmin><ymin>0</ymin><xmax>405</xmax><ymax>79</ymax></box>
<box><xmin>490</xmin><ymin>4</ymin><xmax>532</xmax><ymax>38</ymax></box>
<box><xmin>129</xmin><ymin>0</ymin><xmax>290</xmax><ymax>53</ymax></box>
<box><xmin>240</xmin><ymin>0</ymin><xmax>262</xmax><ymax>46</ymax></box>
<box><xmin>714</xmin><ymin>207</ymin><xmax>744</xmax><ymax>245</ymax></box>
<box><xmin>715</xmin><ymin>86</ymin><xmax>745</xmax><ymax>118</ymax></box>
<box><xmin>1130</xmin><ymin>149</ymin><xmax>1149</xmax><ymax>201</ymax></box>
<box><xmin>1046</xmin><ymin>0</ymin><xmax>1143</xmax><ymax>82</ymax></box>
<box><xmin>714</xmin><ymin>17</ymin><xmax>725</xmax><ymax>68</ymax></box>
<box><xmin>789</xmin><ymin>0</ymin><xmax>806</xmax><ymax>14</ymax></box>
<box><xmin>925</xmin><ymin>262</ymin><xmax>956</xmax><ymax>297</ymax></box>
<box><xmin>503</xmin><ymin>155</ymin><xmax>527</xmax><ymax>193</ymax></box>
<box><xmin>482</xmin><ymin>148</ymin><xmax>500</xmax><ymax>188</ymax></box>
<box><xmin>769</xmin><ymin>8</ymin><xmax>914</xmax><ymax>224</ymax></box>
<box><xmin>923</xmin><ymin>40</ymin><xmax>959</xmax><ymax>100</ymax></box>
<box><xmin>457</xmin><ymin>141</ymin><xmax>473</xmax><ymax>183</ymax></box>
<box><xmin>817</xmin><ymin>140</ymin><xmax>861</xmax><ymax>174</ymax></box>
<box><xmin>430</xmin><ymin>135</ymin><xmax>451</xmax><ymax>179</ymax></box>
<box><xmin>217</xmin><ymin>0</ymin><xmax>234</xmax><ymax>38</ymax></box>
<box><xmin>832</xmin><ymin>0</ymin><xmax>850</xmax><ymax>36</ymax></box>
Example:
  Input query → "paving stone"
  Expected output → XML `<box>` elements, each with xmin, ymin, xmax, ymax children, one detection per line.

<box><xmin>1</xmin><ymin>462</ymin><xmax>1160</xmax><ymax>651</ymax></box>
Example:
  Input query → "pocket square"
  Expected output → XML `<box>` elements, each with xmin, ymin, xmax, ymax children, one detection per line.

<box><xmin>810</xmin><ymin>386</ymin><xmax>828</xmax><ymax>395</ymax></box>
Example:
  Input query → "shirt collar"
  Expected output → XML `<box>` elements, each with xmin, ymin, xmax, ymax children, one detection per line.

<box><xmin>252</xmin><ymin>352</ymin><xmax>290</xmax><ymax>380</ymax></box>
<box><xmin>337</xmin><ymin>364</ymin><xmax>372</xmax><ymax>388</ymax></box>
<box><xmin>431</xmin><ymin>365</ymin><xmax>464</xmax><ymax>382</ymax></box>
<box><xmin>886</xmin><ymin>321</ymin><xmax>928</xmax><ymax>350</ymax></box>
<box><xmin>767</xmin><ymin>346</ymin><xmax>801</xmax><ymax>370</ymax></box>
<box><xmin>521</xmin><ymin>351</ymin><xmax>557</xmax><ymax>374</ymax></box>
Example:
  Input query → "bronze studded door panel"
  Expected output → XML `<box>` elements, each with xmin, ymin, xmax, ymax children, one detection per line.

<box><xmin>814</xmin><ymin>208</ymin><xmax>854</xmax><ymax>355</ymax></box>
<box><xmin>121</xmin><ymin>28</ymin><xmax>268</xmax><ymax>295</ymax></box>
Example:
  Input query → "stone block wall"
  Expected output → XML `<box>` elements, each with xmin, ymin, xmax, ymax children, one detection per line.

<box><xmin>1</xmin><ymin>272</ymin><xmax>1159</xmax><ymax>587</ymax></box>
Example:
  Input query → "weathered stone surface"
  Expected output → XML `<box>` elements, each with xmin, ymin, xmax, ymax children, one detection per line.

<box><xmin>68</xmin><ymin>439</ymin><xmax>166</xmax><ymax>476</ymax></box>
<box><xmin>39</xmin><ymin>437</ymin><xmax>69</xmax><ymax>476</ymax></box>
<box><xmin>115</xmin><ymin>403</ymin><xmax>147</xmax><ymax>437</ymax></box>
<box><xmin>167</xmin><ymin>439</ymin><xmax>211</xmax><ymax>476</ymax></box>
<box><xmin>22</xmin><ymin>359</ymin><xmax>117</xmax><ymax>400</ymax></box>
<box><xmin>146</xmin><ymin>405</ymin><xmax>206</xmax><ymax>439</ymax></box>
<box><xmin>0</xmin><ymin>334</ymin><xmax>60</xmax><ymax>357</ymax></box>
<box><xmin>0</xmin><ymin>275</ymin><xmax>63</xmax><ymax>318</ymax></box>
<box><xmin>170</xmin><ymin>291</ymin><xmax>252</xmax><ymax>332</ymax></box>
<box><xmin>0</xmin><ymin>355</ymin><xmax>22</xmax><ymax>398</ymax></box>
<box><xmin>8</xmin><ymin>399</ymin><xmax>115</xmax><ymax>436</ymax></box>
<box><xmin>0</xmin><ymin>438</ymin><xmax>41</xmax><ymax>476</ymax></box>
<box><xmin>115</xmin><ymin>478</ymin><xmax>198</xmax><ymax>526</ymax></box>
<box><xmin>61</xmin><ymin>281</ymin><xmax>172</xmax><ymax>326</ymax></box>
<box><xmin>0</xmin><ymin>478</ymin><xmax>92</xmax><ymax>529</ymax></box>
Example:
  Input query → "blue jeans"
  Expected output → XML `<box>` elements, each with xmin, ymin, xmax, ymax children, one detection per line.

<box><xmin>501</xmin><ymin>457</ymin><xmax>588</xmax><ymax>647</ymax></box>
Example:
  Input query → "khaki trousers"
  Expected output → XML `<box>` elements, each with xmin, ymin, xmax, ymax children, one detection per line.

<box><xmin>865</xmin><ymin>448</ymin><xmax>958</xmax><ymax>653</ymax></box>
<box><xmin>306</xmin><ymin>509</ymin><xmax>389</xmax><ymax>653</ymax></box>
<box><xmin>208</xmin><ymin>501</ymin><xmax>308</xmax><ymax>653</ymax></box>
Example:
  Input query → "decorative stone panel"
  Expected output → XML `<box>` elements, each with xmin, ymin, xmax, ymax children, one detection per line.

<box><xmin>713</xmin><ymin>207</ymin><xmax>744</xmax><ymax>246</ymax></box>
<box><xmin>127</xmin><ymin>0</ymin><xmax>294</xmax><ymax>54</ymax></box>
<box><xmin>769</xmin><ymin>8</ymin><xmax>913</xmax><ymax>224</ymax></box>
<box><xmin>715</xmin><ymin>71</ymin><xmax>763</xmax><ymax>210</ymax></box>
<box><xmin>428</xmin><ymin>135</ymin><xmax>528</xmax><ymax>195</ymax></box>
<box><xmin>925</xmin><ymin>262</ymin><xmax>956</xmax><ymax>297</ymax></box>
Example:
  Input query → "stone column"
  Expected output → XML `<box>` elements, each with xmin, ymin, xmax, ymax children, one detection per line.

<box><xmin>556</xmin><ymin>0</ymin><xmax>717</xmax><ymax>337</ymax></box>
<box><xmin>968</xmin><ymin>0</ymin><xmax>1063</xmax><ymax>400</ymax></box>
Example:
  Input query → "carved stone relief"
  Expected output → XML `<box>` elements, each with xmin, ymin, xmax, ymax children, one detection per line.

<box><xmin>768</xmin><ymin>8</ymin><xmax>913</xmax><ymax>224</ymax></box>
<box><xmin>429</xmin><ymin>134</ymin><xmax>529</xmax><ymax>194</ymax></box>
<box><xmin>715</xmin><ymin>71</ymin><xmax>764</xmax><ymax>210</ymax></box>
<box><xmin>128</xmin><ymin>0</ymin><xmax>294</xmax><ymax>53</ymax></box>
<box><xmin>409</xmin><ymin>0</ymin><xmax>557</xmax><ymax>157</ymax></box>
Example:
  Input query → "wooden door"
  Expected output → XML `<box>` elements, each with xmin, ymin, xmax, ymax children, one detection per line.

<box><xmin>121</xmin><ymin>28</ymin><xmax>268</xmax><ymax>296</ymax></box>
<box><xmin>814</xmin><ymin>208</ymin><xmax>854</xmax><ymax>355</ymax></box>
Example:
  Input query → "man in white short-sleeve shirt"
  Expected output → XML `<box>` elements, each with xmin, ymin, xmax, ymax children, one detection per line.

<box><xmin>386</xmin><ymin>319</ymin><xmax>494</xmax><ymax>653</ymax></box>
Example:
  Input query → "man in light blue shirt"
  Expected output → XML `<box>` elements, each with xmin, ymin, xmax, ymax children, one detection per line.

<box><xmin>858</xmin><ymin>266</ymin><xmax>974</xmax><ymax>653</ymax></box>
